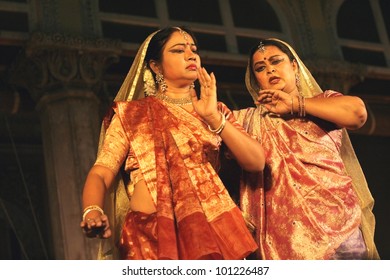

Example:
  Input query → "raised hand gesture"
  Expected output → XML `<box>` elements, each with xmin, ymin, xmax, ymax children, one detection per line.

<box><xmin>191</xmin><ymin>67</ymin><xmax>221</xmax><ymax>125</ymax></box>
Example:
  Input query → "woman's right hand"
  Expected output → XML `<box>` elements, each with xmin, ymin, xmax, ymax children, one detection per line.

<box><xmin>81</xmin><ymin>165</ymin><xmax>115</xmax><ymax>239</ymax></box>
<box><xmin>256</xmin><ymin>89</ymin><xmax>294</xmax><ymax>115</ymax></box>
<box><xmin>80</xmin><ymin>214</ymin><xmax>112</xmax><ymax>239</ymax></box>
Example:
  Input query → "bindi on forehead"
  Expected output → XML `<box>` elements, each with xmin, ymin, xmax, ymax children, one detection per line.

<box><xmin>254</xmin><ymin>50</ymin><xmax>283</xmax><ymax>62</ymax></box>
<box><xmin>253</xmin><ymin>53</ymin><xmax>268</xmax><ymax>62</ymax></box>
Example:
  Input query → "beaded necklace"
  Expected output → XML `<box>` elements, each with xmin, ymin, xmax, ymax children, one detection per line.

<box><xmin>155</xmin><ymin>91</ymin><xmax>192</xmax><ymax>106</ymax></box>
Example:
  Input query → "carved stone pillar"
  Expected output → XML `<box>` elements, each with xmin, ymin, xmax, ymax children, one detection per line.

<box><xmin>9</xmin><ymin>33</ymin><xmax>120</xmax><ymax>259</ymax></box>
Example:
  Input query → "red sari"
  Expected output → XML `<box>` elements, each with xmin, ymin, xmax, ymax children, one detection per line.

<box><xmin>97</xmin><ymin>97</ymin><xmax>258</xmax><ymax>259</ymax></box>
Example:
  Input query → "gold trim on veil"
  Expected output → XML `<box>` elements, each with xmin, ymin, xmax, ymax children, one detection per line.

<box><xmin>97</xmin><ymin>30</ymin><xmax>159</xmax><ymax>260</ymax></box>
<box><xmin>245</xmin><ymin>38</ymin><xmax>379</xmax><ymax>259</ymax></box>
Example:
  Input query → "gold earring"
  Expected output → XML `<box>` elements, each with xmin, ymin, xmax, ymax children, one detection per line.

<box><xmin>295</xmin><ymin>73</ymin><xmax>302</xmax><ymax>96</ymax></box>
<box><xmin>156</xmin><ymin>72</ymin><xmax>167</xmax><ymax>92</ymax></box>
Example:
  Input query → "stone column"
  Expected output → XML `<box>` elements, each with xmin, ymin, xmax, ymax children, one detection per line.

<box><xmin>37</xmin><ymin>90</ymin><xmax>102</xmax><ymax>260</ymax></box>
<box><xmin>9</xmin><ymin>33</ymin><xmax>120</xmax><ymax>259</ymax></box>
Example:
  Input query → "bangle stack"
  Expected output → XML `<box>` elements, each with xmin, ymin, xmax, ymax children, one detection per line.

<box><xmin>297</xmin><ymin>95</ymin><xmax>306</xmax><ymax>117</ymax></box>
<box><xmin>207</xmin><ymin>111</ymin><xmax>226</xmax><ymax>134</ymax></box>
<box><xmin>82</xmin><ymin>205</ymin><xmax>104</xmax><ymax>221</ymax></box>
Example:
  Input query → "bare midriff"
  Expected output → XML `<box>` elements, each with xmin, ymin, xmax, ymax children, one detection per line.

<box><xmin>129</xmin><ymin>179</ymin><xmax>157</xmax><ymax>214</ymax></box>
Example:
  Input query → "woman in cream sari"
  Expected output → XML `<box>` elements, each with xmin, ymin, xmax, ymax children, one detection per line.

<box><xmin>79</xmin><ymin>26</ymin><xmax>265</xmax><ymax>260</ymax></box>
<box><xmin>233</xmin><ymin>38</ymin><xmax>379</xmax><ymax>260</ymax></box>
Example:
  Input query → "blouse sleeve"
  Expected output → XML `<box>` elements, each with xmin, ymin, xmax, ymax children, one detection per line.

<box><xmin>94</xmin><ymin>115</ymin><xmax>130</xmax><ymax>175</ymax></box>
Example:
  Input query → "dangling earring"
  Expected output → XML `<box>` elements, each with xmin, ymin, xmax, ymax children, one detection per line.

<box><xmin>189</xmin><ymin>82</ymin><xmax>195</xmax><ymax>89</ymax></box>
<box><xmin>296</xmin><ymin>73</ymin><xmax>306</xmax><ymax>117</ymax></box>
<box><xmin>156</xmin><ymin>72</ymin><xmax>167</xmax><ymax>92</ymax></box>
<box><xmin>295</xmin><ymin>73</ymin><xmax>302</xmax><ymax>96</ymax></box>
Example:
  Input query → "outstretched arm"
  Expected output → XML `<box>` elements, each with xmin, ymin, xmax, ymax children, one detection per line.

<box><xmin>257</xmin><ymin>89</ymin><xmax>367</xmax><ymax>130</ymax></box>
<box><xmin>303</xmin><ymin>95</ymin><xmax>367</xmax><ymax>130</ymax></box>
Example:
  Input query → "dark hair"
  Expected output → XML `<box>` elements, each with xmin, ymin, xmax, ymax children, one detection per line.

<box><xmin>145</xmin><ymin>26</ymin><xmax>198</xmax><ymax>66</ymax></box>
<box><xmin>248</xmin><ymin>39</ymin><xmax>296</xmax><ymax>70</ymax></box>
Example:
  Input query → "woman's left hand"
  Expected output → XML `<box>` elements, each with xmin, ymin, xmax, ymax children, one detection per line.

<box><xmin>191</xmin><ymin>67</ymin><xmax>220</xmax><ymax>124</ymax></box>
<box><xmin>256</xmin><ymin>89</ymin><xmax>294</xmax><ymax>115</ymax></box>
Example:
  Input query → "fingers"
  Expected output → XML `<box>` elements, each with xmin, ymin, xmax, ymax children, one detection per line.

<box><xmin>82</xmin><ymin>223</ymin><xmax>110</xmax><ymax>238</ymax></box>
<box><xmin>80</xmin><ymin>214</ymin><xmax>111</xmax><ymax>239</ymax></box>
<box><xmin>257</xmin><ymin>90</ymin><xmax>294</xmax><ymax>114</ymax></box>
<box><xmin>197</xmin><ymin>67</ymin><xmax>215</xmax><ymax>89</ymax></box>
<box><xmin>258</xmin><ymin>90</ymin><xmax>274</xmax><ymax>104</ymax></box>
<box><xmin>210</xmin><ymin>72</ymin><xmax>216</xmax><ymax>85</ymax></box>
<box><xmin>101</xmin><ymin>228</ymin><xmax>112</xmax><ymax>239</ymax></box>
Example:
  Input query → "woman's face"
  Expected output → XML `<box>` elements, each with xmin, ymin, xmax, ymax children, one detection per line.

<box><xmin>158</xmin><ymin>31</ymin><xmax>201</xmax><ymax>88</ymax></box>
<box><xmin>251</xmin><ymin>45</ymin><xmax>298</xmax><ymax>94</ymax></box>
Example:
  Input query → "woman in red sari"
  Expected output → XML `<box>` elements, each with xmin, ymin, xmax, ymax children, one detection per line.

<box><xmin>79</xmin><ymin>27</ymin><xmax>265</xmax><ymax>260</ymax></box>
<box><xmin>233</xmin><ymin>38</ymin><xmax>379</xmax><ymax>260</ymax></box>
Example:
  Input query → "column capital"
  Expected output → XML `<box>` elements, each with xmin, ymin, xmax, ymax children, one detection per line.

<box><xmin>8</xmin><ymin>32</ymin><xmax>121</xmax><ymax>101</ymax></box>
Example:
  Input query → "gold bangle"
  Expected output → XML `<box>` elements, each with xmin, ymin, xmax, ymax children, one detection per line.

<box><xmin>82</xmin><ymin>205</ymin><xmax>104</xmax><ymax>221</ymax></box>
<box><xmin>298</xmin><ymin>95</ymin><xmax>305</xmax><ymax>117</ymax></box>
<box><xmin>207</xmin><ymin>111</ymin><xmax>226</xmax><ymax>134</ymax></box>
<box><xmin>297</xmin><ymin>96</ymin><xmax>301</xmax><ymax>117</ymax></box>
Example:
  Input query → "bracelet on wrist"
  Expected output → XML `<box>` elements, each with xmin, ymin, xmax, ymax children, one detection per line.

<box><xmin>82</xmin><ymin>205</ymin><xmax>104</xmax><ymax>221</ymax></box>
<box><xmin>207</xmin><ymin>111</ymin><xmax>226</xmax><ymax>134</ymax></box>
<box><xmin>298</xmin><ymin>95</ymin><xmax>306</xmax><ymax>117</ymax></box>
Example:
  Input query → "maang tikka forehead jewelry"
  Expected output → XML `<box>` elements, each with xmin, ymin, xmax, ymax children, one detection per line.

<box><xmin>175</xmin><ymin>27</ymin><xmax>188</xmax><ymax>40</ymax></box>
<box><xmin>258</xmin><ymin>41</ymin><xmax>266</xmax><ymax>53</ymax></box>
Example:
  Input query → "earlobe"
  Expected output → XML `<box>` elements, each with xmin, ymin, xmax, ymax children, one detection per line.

<box><xmin>292</xmin><ymin>59</ymin><xmax>299</xmax><ymax>73</ymax></box>
<box><xmin>149</xmin><ymin>61</ymin><xmax>160</xmax><ymax>75</ymax></box>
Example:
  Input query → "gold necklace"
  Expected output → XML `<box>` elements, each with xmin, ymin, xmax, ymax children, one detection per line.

<box><xmin>155</xmin><ymin>92</ymin><xmax>192</xmax><ymax>106</ymax></box>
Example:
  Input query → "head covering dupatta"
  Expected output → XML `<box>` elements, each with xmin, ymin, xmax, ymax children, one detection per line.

<box><xmin>244</xmin><ymin>38</ymin><xmax>379</xmax><ymax>259</ymax></box>
<box><xmin>96</xmin><ymin>30</ymin><xmax>159</xmax><ymax>259</ymax></box>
